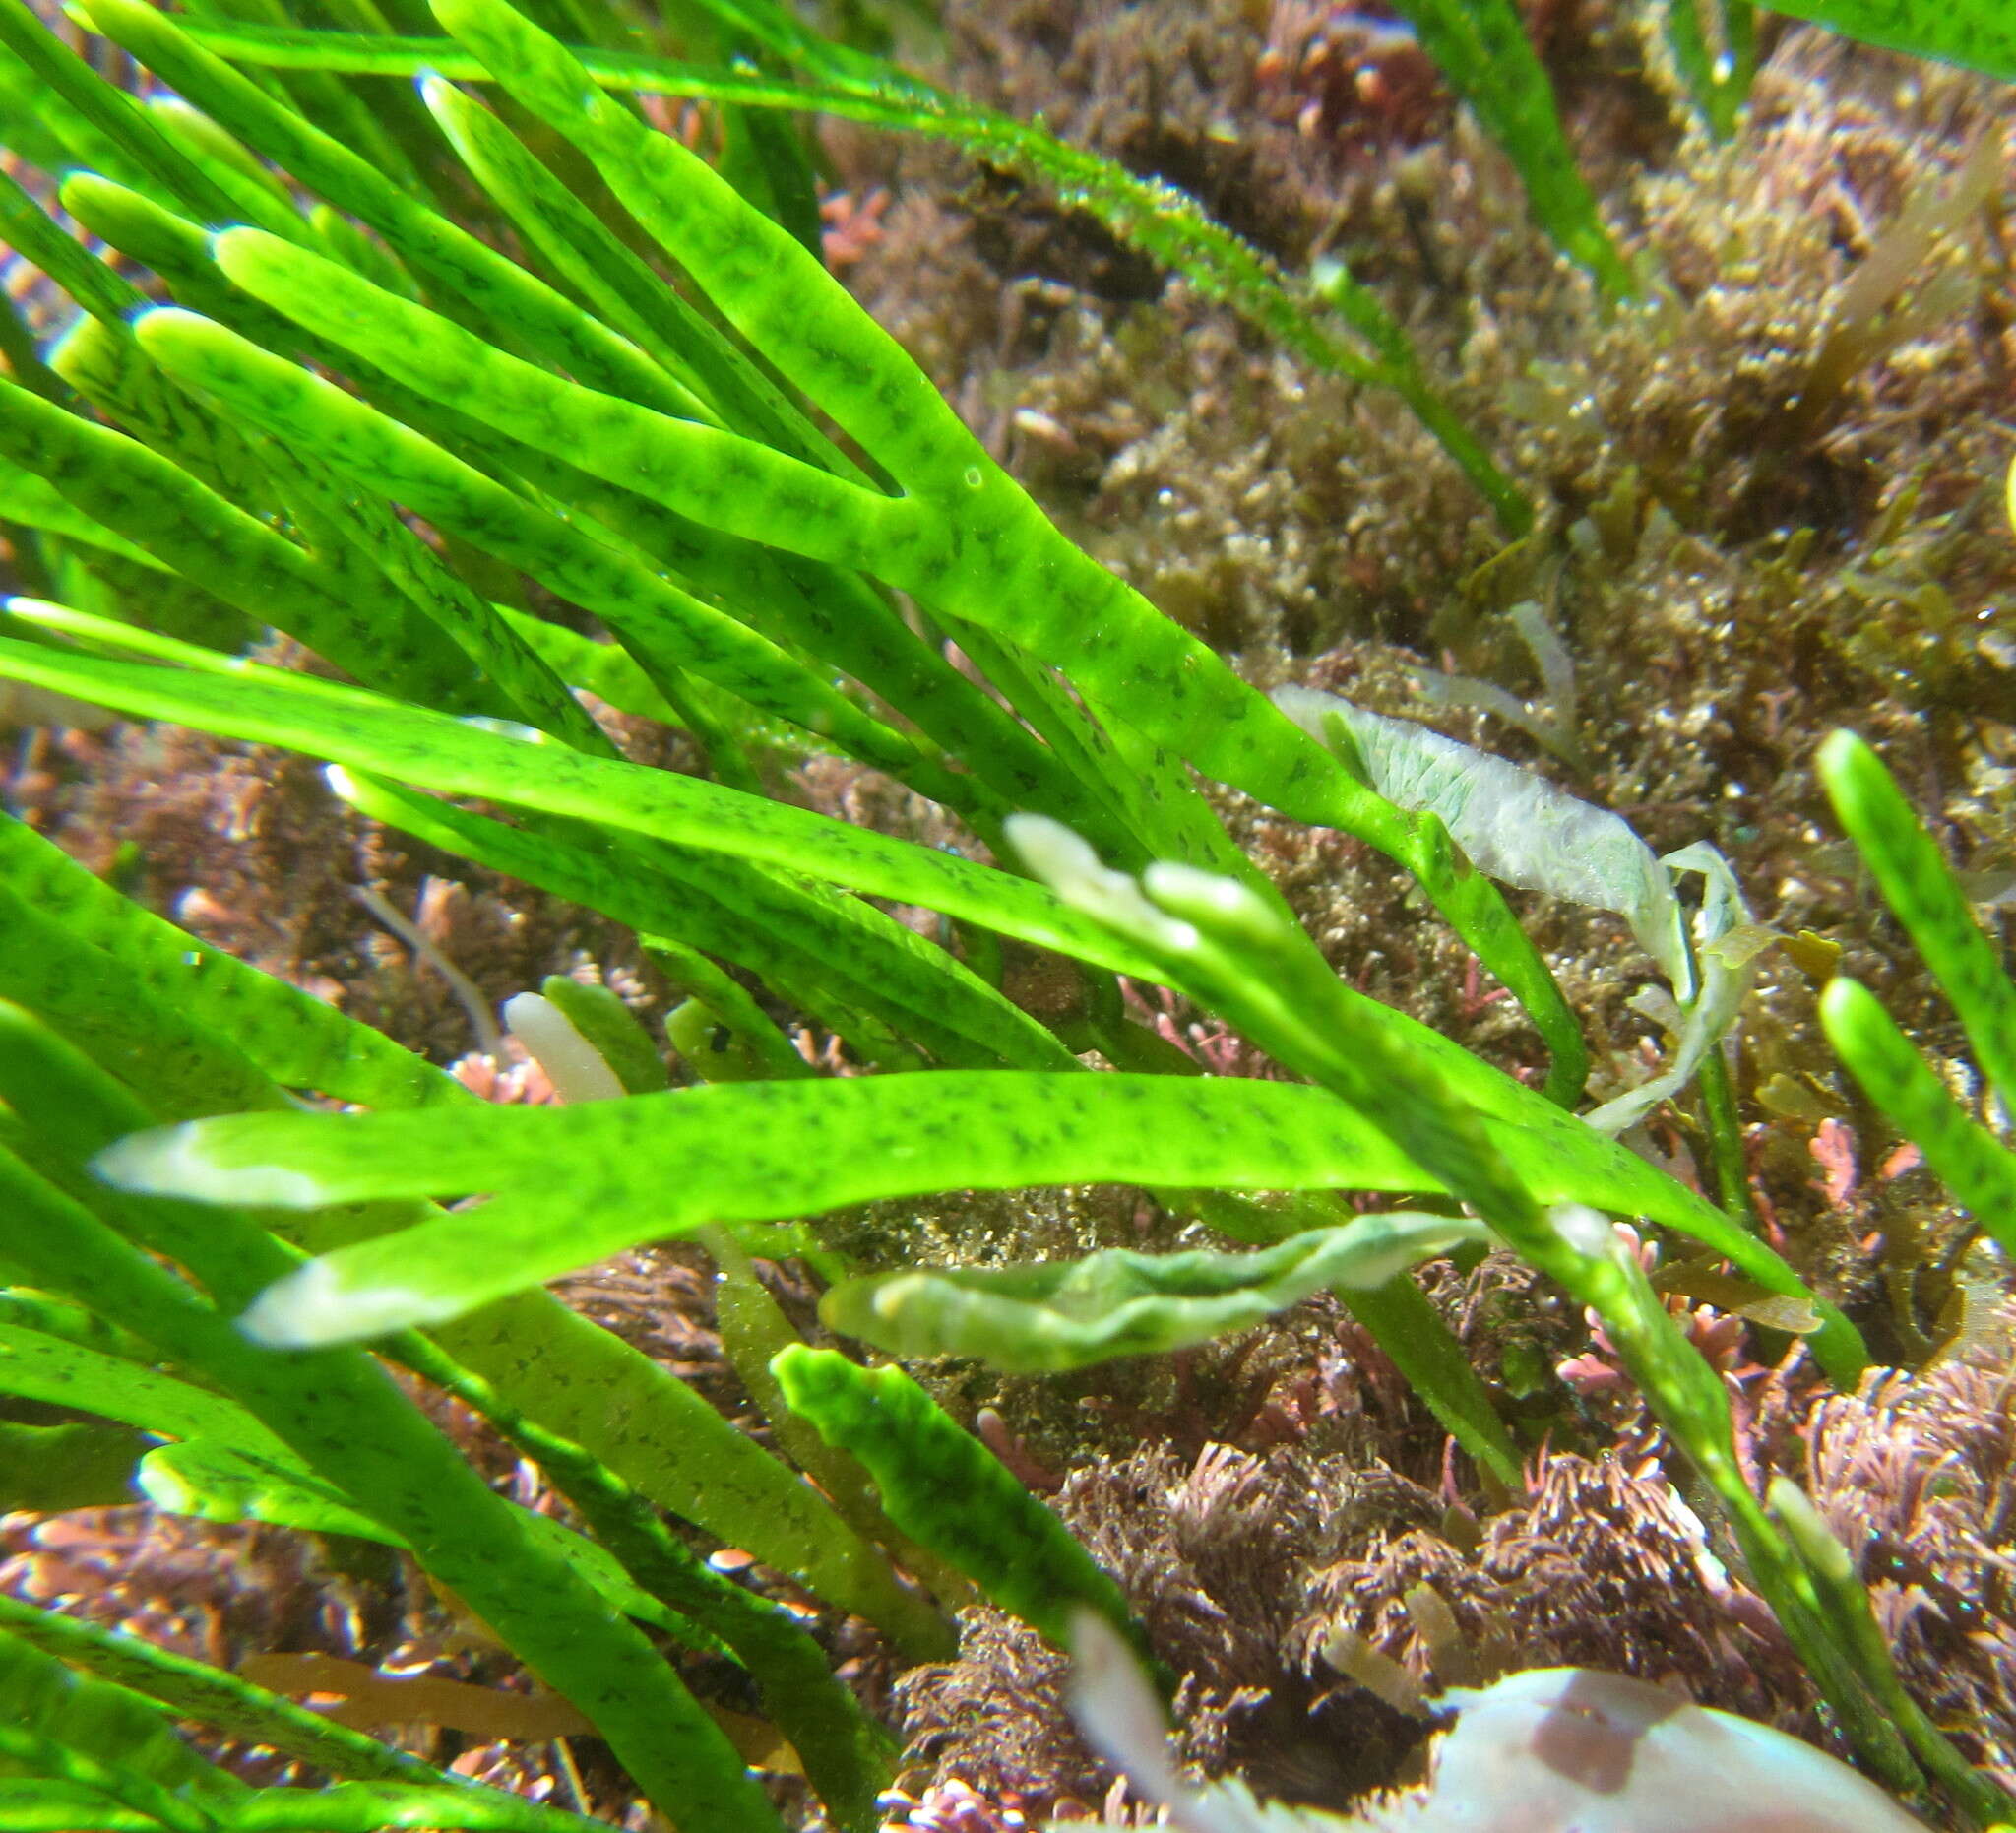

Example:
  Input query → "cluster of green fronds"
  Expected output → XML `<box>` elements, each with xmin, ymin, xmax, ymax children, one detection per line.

<box><xmin>151</xmin><ymin>0</ymin><xmax>1534</xmax><ymax>531</ymax></box>
<box><xmin>0</xmin><ymin>0</ymin><xmax>2010</xmax><ymax>1828</ymax></box>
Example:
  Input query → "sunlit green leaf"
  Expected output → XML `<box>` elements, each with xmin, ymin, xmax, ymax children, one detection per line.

<box><xmin>1765</xmin><ymin>0</ymin><xmax>2016</xmax><ymax>78</ymax></box>
<box><xmin>103</xmin><ymin>1064</ymin><xmax>1806</xmax><ymax>1355</ymax></box>
<box><xmin>0</xmin><ymin>631</ymin><xmax>1166</xmax><ymax>977</ymax></box>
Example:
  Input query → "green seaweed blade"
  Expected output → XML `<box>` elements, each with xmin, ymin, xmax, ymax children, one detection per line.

<box><xmin>771</xmin><ymin>1346</ymin><xmax>1159</xmax><ymax>1673</ymax></box>
<box><xmin>1767</xmin><ymin>0</ymin><xmax>2016</xmax><ymax>79</ymax></box>
<box><xmin>1818</xmin><ymin>730</ymin><xmax>2016</xmax><ymax>1107</ymax></box>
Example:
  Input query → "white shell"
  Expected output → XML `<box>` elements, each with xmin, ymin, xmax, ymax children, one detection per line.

<box><xmin>1363</xmin><ymin>1666</ymin><xmax>1930</xmax><ymax>1833</ymax></box>
<box><xmin>1068</xmin><ymin>1614</ymin><xmax>1930</xmax><ymax>1833</ymax></box>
